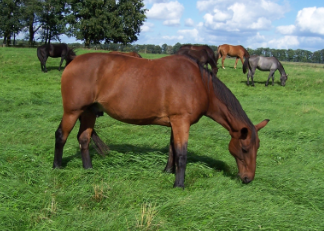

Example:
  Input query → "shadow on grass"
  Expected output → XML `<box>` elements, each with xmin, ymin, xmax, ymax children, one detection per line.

<box><xmin>38</xmin><ymin>66</ymin><xmax>67</xmax><ymax>72</ymax></box>
<box><xmin>240</xmin><ymin>80</ymin><xmax>282</xmax><ymax>86</ymax></box>
<box><xmin>61</xmin><ymin>143</ymin><xmax>236</xmax><ymax>180</ymax></box>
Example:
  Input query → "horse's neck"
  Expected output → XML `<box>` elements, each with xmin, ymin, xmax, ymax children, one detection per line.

<box><xmin>278</xmin><ymin>63</ymin><xmax>286</xmax><ymax>76</ymax></box>
<box><xmin>206</xmin><ymin>86</ymin><xmax>247</xmax><ymax>135</ymax></box>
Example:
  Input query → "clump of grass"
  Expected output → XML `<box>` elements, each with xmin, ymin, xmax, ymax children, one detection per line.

<box><xmin>136</xmin><ymin>203</ymin><xmax>159</xmax><ymax>230</ymax></box>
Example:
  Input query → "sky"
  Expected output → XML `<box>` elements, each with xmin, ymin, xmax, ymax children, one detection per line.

<box><xmin>61</xmin><ymin>0</ymin><xmax>324</xmax><ymax>51</ymax></box>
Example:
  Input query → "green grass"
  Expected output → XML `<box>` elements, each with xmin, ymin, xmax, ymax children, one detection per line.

<box><xmin>0</xmin><ymin>47</ymin><xmax>323</xmax><ymax>230</ymax></box>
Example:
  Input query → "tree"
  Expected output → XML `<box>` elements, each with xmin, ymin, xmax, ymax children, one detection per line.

<box><xmin>0</xmin><ymin>0</ymin><xmax>24</xmax><ymax>46</ymax></box>
<box><xmin>161</xmin><ymin>43</ymin><xmax>167</xmax><ymax>54</ymax></box>
<box><xmin>172</xmin><ymin>42</ymin><xmax>182</xmax><ymax>54</ymax></box>
<box><xmin>20</xmin><ymin>0</ymin><xmax>43</xmax><ymax>46</ymax></box>
<box><xmin>67</xmin><ymin>0</ymin><xmax>146</xmax><ymax>48</ymax></box>
<box><xmin>39</xmin><ymin>0</ymin><xmax>68</xmax><ymax>44</ymax></box>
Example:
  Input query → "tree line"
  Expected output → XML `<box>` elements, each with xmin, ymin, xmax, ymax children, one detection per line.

<box><xmin>1</xmin><ymin>0</ymin><xmax>323</xmax><ymax>63</ymax></box>
<box><xmin>0</xmin><ymin>0</ymin><xmax>146</xmax><ymax>47</ymax></box>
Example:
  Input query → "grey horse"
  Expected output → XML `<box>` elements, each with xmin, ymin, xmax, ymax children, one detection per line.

<box><xmin>243</xmin><ymin>55</ymin><xmax>288</xmax><ymax>86</ymax></box>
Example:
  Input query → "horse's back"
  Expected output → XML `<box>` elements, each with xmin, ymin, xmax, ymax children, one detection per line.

<box><xmin>251</xmin><ymin>56</ymin><xmax>278</xmax><ymax>70</ymax></box>
<box><xmin>61</xmin><ymin>53</ymin><xmax>208</xmax><ymax>125</ymax></box>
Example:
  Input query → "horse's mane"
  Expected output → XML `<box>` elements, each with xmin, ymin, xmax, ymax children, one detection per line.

<box><xmin>197</xmin><ymin>63</ymin><xmax>254</xmax><ymax>130</ymax></box>
<box><xmin>240</xmin><ymin>45</ymin><xmax>250</xmax><ymax>58</ymax></box>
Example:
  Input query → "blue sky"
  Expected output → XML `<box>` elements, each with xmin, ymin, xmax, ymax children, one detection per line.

<box><xmin>62</xmin><ymin>0</ymin><xmax>324</xmax><ymax>51</ymax></box>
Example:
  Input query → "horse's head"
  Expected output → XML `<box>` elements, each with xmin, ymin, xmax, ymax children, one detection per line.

<box><xmin>228</xmin><ymin>119</ymin><xmax>269</xmax><ymax>184</ymax></box>
<box><xmin>280</xmin><ymin>74</ymin><xmax>288</xmax><ymax>86</ymax></box>
<box><xmin>212</xmin><ymin>67</ymin><xmax>218</xmax><ymax>75</ymax></box>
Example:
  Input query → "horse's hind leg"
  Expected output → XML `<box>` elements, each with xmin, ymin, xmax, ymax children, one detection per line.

<box><xmin>234</xmin><ymin>57</ymin><xmax>239</xmax><ymax>69</ymax></box>
<box><xmin>77</xmin><ymin>110</ymin><xmax>97</xmax><ymax>169</ymax></box>
<box><xmin>247</xmin><ymin>69</ymin><xmax>251</xmax><ymax>86</ymax></box>
<box><xmin>222</xmin><ymin>56</ymin><xmax>226</xmax><ymax>69</ymax></box>
<box><xmin>265</xmin><ymin>70</ymin><xmax>275</xmax><ymax>86</ymax></box>
<box><xmin>54</xmin><ymin>112</ymin><xmax>81</xmax><ymax>168</ymax></box>
<box><xmin>164</xmin><ymin>129</ymin><xmax>175</xmax><ymax>174</ymax></box>
<box><xmin>43</xmin><ymin>56</ymin><xmax>48</xmax><ymax>72</ymax></box>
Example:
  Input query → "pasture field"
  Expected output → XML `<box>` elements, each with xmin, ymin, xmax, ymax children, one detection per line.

<box><xmin>0</xmin><ymin>47</ymin><xmax>323</xmax><ymax>230</ymax></box>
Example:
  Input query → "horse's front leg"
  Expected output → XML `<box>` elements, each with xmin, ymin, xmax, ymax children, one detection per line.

<box><xmin>170</xmin><ymin>119</ymin><xmax>190</xmax><ymax>188</ymax></box>
<box><xmin>164</xmin><ymin>129</ymin><xmax>175</xmax><ymax>173</ymax></box>
<box><xmin>58</xmin><ymin>57</ymin><xmax>65</xmax><ymax>71</ymax></box>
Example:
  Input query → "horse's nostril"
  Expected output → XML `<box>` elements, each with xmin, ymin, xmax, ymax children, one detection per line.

<box><xmin>243</xmin><ymin>177</ymin><xmax>251</xmax><ymax>184</ymax></box>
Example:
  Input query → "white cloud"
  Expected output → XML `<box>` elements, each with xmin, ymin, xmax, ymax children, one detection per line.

<box><xmin>146</xmin><ymin>1</ymin><xmax>184</xmax><ymax>26</ymax></box>
<box><xmin>141</xmin><ymin>22</ymin><xmax>154</xmax><ymax>32</ymax></box>
<box><xmin>185</xmin><ymin>18</ymin><xmax>194</xmax><ymax>27</ymax></box>
<box><xmin>268</xmin><ymin>36</ymin><xmax>300</xmax><ymax>49</ymax></box>
<box><xmin>178</xmin><ymin>28</ymin><xmax>202</xmax><ymax>42</ymax></box>
<box><xmin>163</xmin><ymin>19</ymin><xmax>181</xmax><ymax>26</ymax></box>
<box><xmin>276</xmin><ymin>25</ymin><xmax>296</xmax><ymax>35</ymax></box>
<box><xmin>276</xmin><ymin>7</ymin><xmax>324</xmax><ymax>38</ymax></box>
<box><xmin>197</xmin><ymin>0</ymin><xmax>289</xmax><ymax>32</ymax></box>
<box><xmin>296</xmin><ymin>7</ymin><xmax>324</xmax><ymax>35</ymax></box>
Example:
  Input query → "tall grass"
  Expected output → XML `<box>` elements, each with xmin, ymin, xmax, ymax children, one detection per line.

<box><xmin>0</xmin><ymin>47</ymin><xmax>323</xmax><ymax>230</ymax></box>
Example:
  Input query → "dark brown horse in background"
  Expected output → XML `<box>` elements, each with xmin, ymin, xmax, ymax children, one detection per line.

<box><xmin>178</xmin><ymin>45</ymin><xmax>218</xmax><ymax>74</ymax></box>
<box><xmin>217</xmin><ymin>44</ymin><xmax>250</xmax><ymax>69</ymax></box>
<box><xmin>54</xmin><ymin>53</ymin><xmax>269</xmax><ymax>188</ymax></box>
<box><xmin>176</xmin><ymin>48</ymin><xmax>209</xmax><ymax>71</ymax></box>
<box><xmin>109</xmin><ymin>51</ymin><xmax>142</xmax><ymax>58</ymax></box>
<box><xmin>37</xmin><ymin>43</ymin><xmax>76</xmax><ymax>72</ymax></box>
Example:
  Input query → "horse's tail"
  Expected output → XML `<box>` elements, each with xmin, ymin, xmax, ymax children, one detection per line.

<box><xmin>243</xmin><ymin>57</ymin><xmax>250</xmax><ymax>74</ymax></box>
<box><xmin>37</xmin><ymin>46</ymin><xmax>44</xmax><ymax>62</ymax></box>
<box><xmin>91</xmin><ymin>130</ymin><xmax>109</xmax><ymax>156</ymax></box>
<box><xmin>66</xmin><ymin>48</ymin><xmax>77</xmax><ymax>66</ymax></box>
<box><xmin>217</xmin><ymin>45</ymin><xmax>222</xmax><ymax>58</ymax></box>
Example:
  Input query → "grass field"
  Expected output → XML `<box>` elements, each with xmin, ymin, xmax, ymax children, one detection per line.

<box><xmin>0</xmin><ymin>47</ymin><xmax>323</xmax><ymax>230</ymax></box>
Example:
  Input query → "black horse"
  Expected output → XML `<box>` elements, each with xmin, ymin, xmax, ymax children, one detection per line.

<box><xmin>37</xmin><ymin>43</ymin><xmax>76</xmax><ymax>72</ymax></box>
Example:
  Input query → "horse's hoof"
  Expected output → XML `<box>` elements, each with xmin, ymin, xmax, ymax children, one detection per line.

<box><xmin>222</xmin><ymin>67</ymin><xmax>225</xmax><ymax>69</ymax></box>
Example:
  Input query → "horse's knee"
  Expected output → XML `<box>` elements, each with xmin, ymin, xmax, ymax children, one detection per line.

<box><xmin>78</xmin><ymin>134</ymin><xmax>90</xmax><ymax>150</ymax></box>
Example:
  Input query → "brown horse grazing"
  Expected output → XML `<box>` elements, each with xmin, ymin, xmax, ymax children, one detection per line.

<box><xmin>109</xmin><ymin>51</ymin><xmax>142</xmax><ymax>58</ymax></box>
<box><xmin>178</xmin><ymin>45</ymin><xmax>218</xmax><ymax>75</ymax></box>
<box><xmin>54</xmin><ymin>53</ymin><xmax>269</xmax><ymax>188</ymax></box>
<box><xmin>37</xmin><ymin>43</ymin><xmax>76</xmax><ymax>72</ymax></box>
<box><xmin>217</xmin><ymin>44</ymin><xmax>250</xmax><ymax>70</ymax></box>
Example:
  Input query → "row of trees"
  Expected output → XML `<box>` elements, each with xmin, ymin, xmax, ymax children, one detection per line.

<box><xmin>76</xmin><ymin>42</ymin><xmax>324</xmax><ymax>64</ymax></box>
<box><xmin>0</xmin><ymin>0</ymin><xmax>146</xmax><ymax>47</ymax></box>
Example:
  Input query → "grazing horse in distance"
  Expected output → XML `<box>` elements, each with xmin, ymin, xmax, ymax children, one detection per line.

<box><xmin>178</xmin><ymin>45</ymin><xmax>218</xmax><ymax>75</ymax></box>
<box><xmin>37</xmin><ymin>43</ymin><xmax>76</xmax><ymax>72</ymax></box>
<box><xmin>243</xmin><ymin>55</ymin><xmax>288</xmax><ymax>86</ymax></box>
<box><xmin>217</xmin><ymin>44</ymin><xmax>250</xmax><ymax>70</ymax></box>
<box><xmin>109</xmin><ymin>51</ymin><xmax>142</xmax><ymax>58</ymax></box>
<box><xmin>176</xmin><ymin>48</ymin><xmax>210</xmax><ymax>71</ymax></box>
<box><xmin>53</xmin><ymin>53</ymin><xmax>269</xmax><ymax>188</ymax></box>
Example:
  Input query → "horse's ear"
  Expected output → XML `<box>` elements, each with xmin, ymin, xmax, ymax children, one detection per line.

<box><xmin>255</xmin><ymin>119</ymin><xmax>270</xmax><ymax>131</ymax></box>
